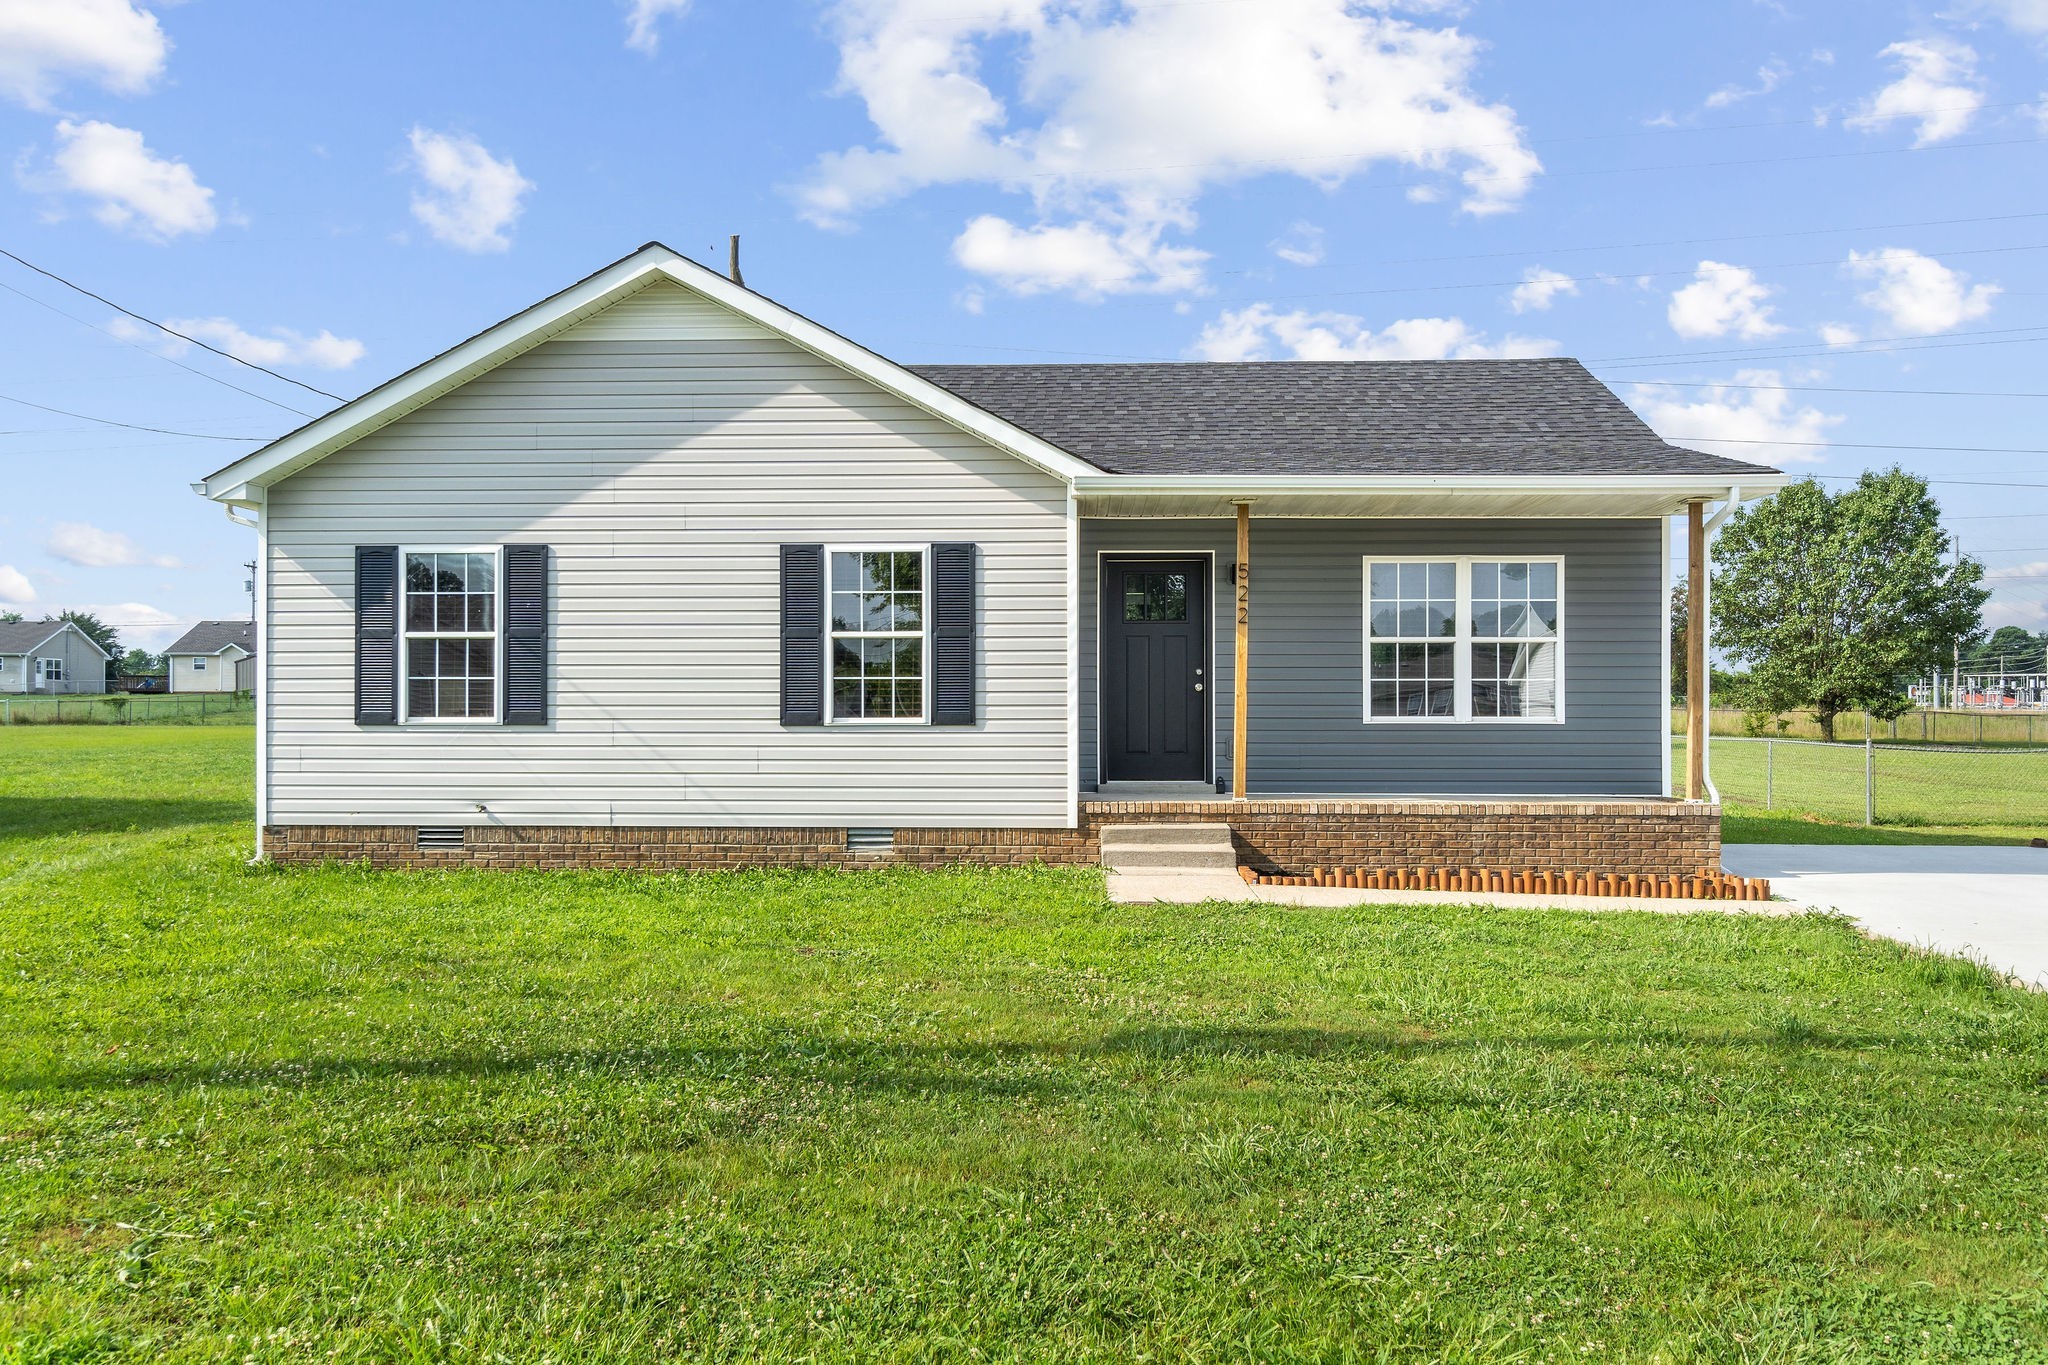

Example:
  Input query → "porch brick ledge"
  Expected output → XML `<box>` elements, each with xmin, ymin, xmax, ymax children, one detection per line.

<box><xmin>1079</xmin><ymin>798</ymin><xmax>1716</xmax><ymax>818</ymax></box>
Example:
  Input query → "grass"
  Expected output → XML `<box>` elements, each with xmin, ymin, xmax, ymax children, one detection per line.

<box><xmin>4</xmin><ymin>729</ymin><xmax>2048</xmax><ymax>1361</ymax></box>
<box><xmin>0</xmin><ymin>693</ymin><xmax>254</xmax><ymax>727</ymax></box>
<box><xmin>1675</xmin><ymin>736</ymin><xmax>2048</xmax><ymax>846</ymax></box>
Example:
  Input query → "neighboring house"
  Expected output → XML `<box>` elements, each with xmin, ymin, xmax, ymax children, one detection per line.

<box><xmin>164</xmin><ymin>620</ymin><xmax>255</xmax><ymax>693</ymax></box>
<box><xmin>0</xmin><ymin>620</ymin><xmax>112</xmax><ymax>695</ymax></box>
<box><xmin>193</xmin><ymin>243</ymin><xmax>1784</xmax><ymax>872</ymax></box>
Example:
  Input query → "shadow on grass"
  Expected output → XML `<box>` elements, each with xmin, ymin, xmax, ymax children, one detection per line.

<box><xmin>1722</xmin><ymin>811</ymin><xmax>2040</xmax><ymax>847</ymax></box>
<box><xmin>0</xmin><ymin>796</ymin><xmax>251</xmax><ymax>844</ymax></box>
<box><xmin>1</xmin><ymin>1023</ymin><xmax>1913</xmax><ymax>1098</ymax></box>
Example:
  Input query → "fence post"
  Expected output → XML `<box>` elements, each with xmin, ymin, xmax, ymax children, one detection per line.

<box><xmin>1864</xmin><ymin>716</ymin><xmax>1875</xmax><ymax>826</ymax></box>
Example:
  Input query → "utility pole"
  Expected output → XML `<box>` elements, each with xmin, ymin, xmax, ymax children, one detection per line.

<box><xmin>244</xmin><ymin>561</ymin><xmax>256</xmax><ymax>622</ymax></box>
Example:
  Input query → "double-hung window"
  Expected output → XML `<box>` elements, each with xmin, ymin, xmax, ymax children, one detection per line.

<box><xmin>35</xmin><ymin>657</ymin><xmax>63</xmax><ymax>685</ymax></box>
<box><xmin>1365</xmin><ymin>558</ymin><xmax>1563</xmax><ymax>722</ymax></box>
<box><xmin>402</xmin><ymin>549</ymin><xmax>499</xmax><ymax>721</ymax></box>
<box><xmin>193</xmin><ymin>657</ymin><xmax>208</xmax><ymax>673</ymax></box>
<box><xmin>827</xmin><ymin>547</ymin><xmax>926</xmax><ymax>722</ymax></box>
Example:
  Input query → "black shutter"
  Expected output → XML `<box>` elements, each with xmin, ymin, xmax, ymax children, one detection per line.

<box><xmin>780</xmin><ymin>544</ymin><xmax>825</xmax><ymax>725</ymax></box>
<box><xmin>931</xmin><ymin>542</ymin><xmax>976</xmax><ymax>726</ymax></box>
<box><xmin>503</xmin><ymin>544</ymin><xmax>549</xmax><ymax>725</ymax></box>
<box><xmin>354</xmin><ymin>545</ymin><xmax>399</xmax><ymax>725</ymax></box>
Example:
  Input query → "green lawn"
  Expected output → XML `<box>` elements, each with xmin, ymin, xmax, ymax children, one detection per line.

<box><xmin>1677</xmin><ymin>735</ymin><xmax>2048</xmax><ymax>846</ymax></box>
<box><xmin>0</xmin><ymin>693</ymin><xmax>254</xmax><ymax>727</ymax></box>
<box><xmin>5</xmin><ymin>729</ymin><xmax>2048</xmax><ymax>1361</ymax></box>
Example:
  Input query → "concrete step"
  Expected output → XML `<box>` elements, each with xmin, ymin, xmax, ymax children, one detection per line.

<box><xmin>1098</xmin><ymin>822</ymin><xmax>1237</xmax><ymax>872</ymax></box>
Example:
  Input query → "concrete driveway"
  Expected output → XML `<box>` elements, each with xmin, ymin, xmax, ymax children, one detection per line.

<box><xmin>1722</xmin><ymin>844</ymin><xmax>2048</xmax><ymax>989</ymax></box>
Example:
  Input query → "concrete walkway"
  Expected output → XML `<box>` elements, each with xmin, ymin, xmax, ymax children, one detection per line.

<box><xmin>1722</xmin><ymin>844</ymin><xmax>2048</xmax><ymax>989</ymax></box>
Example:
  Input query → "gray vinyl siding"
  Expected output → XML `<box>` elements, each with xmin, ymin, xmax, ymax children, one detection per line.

<box><xmin>263</xmin><ymin>280</ymin><xmax>1071</xmax><ymax>827</ymax></box>
<box><xmin>1080</xmin><ymin>518</ymin><xmax>1666</xmax><ymax>796</ymax></box>
<box><xmin>2</xmin><ymin>629</ymin><xmax>106</xmax><ymax>694</ymax></box>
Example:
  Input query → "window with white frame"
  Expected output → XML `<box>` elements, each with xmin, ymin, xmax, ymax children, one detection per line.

<box><xmin>402</xmin><ymin>550</ymin><xmax>498</xmax><ymax>721</ymax></box>
<box><xmin>828</xmin><ymin>548</ymin><xmax>926</xmax><ymax>722</ymax></box>
<box><xmin>1365</xmin><ymin>558</ymin><xmax>1562</xmax><ymax>722</ymax></box>
<box><xmin>36</xmin><ymin>657</ymin><xmax>65</xmax><ymax>684</ymax></box>
<box><xmin>193</xmin><ymin>656</ymin><xmax>208</xmax><ymax>672</ymax></box>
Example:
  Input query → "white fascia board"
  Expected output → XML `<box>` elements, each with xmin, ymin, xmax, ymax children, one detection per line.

<box><xmin>196</xmin><ymin>244</ymin><xmax>1098</xmax><ymax>501</ymax></box>
<box><xmin>1071</xmin><ymin>472</ymin><xmax>1789</xmax><ymax>499</ymax></box>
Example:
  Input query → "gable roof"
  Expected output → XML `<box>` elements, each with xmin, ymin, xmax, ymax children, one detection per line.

<box><xmin>0</xmin><ymin>619</ymin><xmax>112</xmax><ymax>658</ymax></box>
<box><xmin>195</xmin><ymin>242</ymin><xmax>1101</xmax><ymax>503</ymax></box>
<box><xmin>165</xmin><ymin>620</ymin><xmax>255</xmax><ymax>657</ymax></box>
<box><xmin>908</xmin><ymin>359</ymin><xmax>1771</xmax><ymax>478</ymax></box>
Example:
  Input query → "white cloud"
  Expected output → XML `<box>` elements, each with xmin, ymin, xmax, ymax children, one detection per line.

<box><xmin>405</xmin><ymin>127</ymin><xmax>533</xmax><ymax>253</ymax></box>
<box><xmin>1667</xmin><ymin>261</ymin><xmax>1784</xmax><ymax>340</ymax></box>
<box><xmin>0</xmin><ymin>0</ymin><xmax>167</xmax><ymax>110</ymax></box>
<box><xmin>1271</xmin><ymin>221</ymin><xmax>1325</xmax><ymax>267</ymax></box>
<box><xmin>1987</xmin><ymin>560</ymin><xmax>2048</xmax><ymax>583</ymax></box>
<box><xmin>1705</xmin><ymin>59</ymin><xmax>1791</xmax><ymax>109</ymax></box>
<box><xmin>1958</xmin><ymin>1</ymin><xmax>2048</xmax><ymax>37</ymax></box>
<box><xmin>1819</xmin><ymin>322</ymin><xmax>1862</xmax><ymax>346</ymax></box>
<box><xmin>108</xmin><ymin>314</ymin><xmax>365</xmax><ymax>370</ymax></box>
<box><xmin>623</xmin><ymin>0</ymin><xmax>691</xmax><ymax>52</ymax></box>
<box><xmin>801</xmin><ymin>0</ymin><xmax>1539</xmax><ymax>297</ymax></box>
<box><xmin>35</xmin><ymin>119</ymin><xmax>217</xmax><ymax>240</ymax></box>
<box><xmin>78</xmin><ymin>601</ymin><xmax>181</xmax><ymax>649</ymax></box>
<box><xmin>1508</xmin><ymin>266</ymin><xmax>1578</xmax><ymax>314</ymax></box>
<box><xmin>952</xmin><ymin>214</ymin><xmax>1207</xmax><ymax>297</ymax></box>
<box><xmin>1843</xmin><ymin>246</ymin><xmax>1999</xmax><ymax>334</ymax></box>
<box><xmin>45</xmin><ymin>521</ymin><xmax>180</xmax><ymax>569</ymax></box>
<box><xmin>1191</xmin><ymin>303</ymin><xmax>1557</xmax><ymax>362</ymax></box>
<box><xmin>0</xmin><ymin>564</ymin><xmax>34</xmax><ymax>605</ymax></box>
<box><xmin>1846</xmin><ymin>38</ymin><xmax>1984</xmax><ymax>145</ymax></box>
<box><xmin>1628</xmin><ymin>369</ymin><xmax>1843</xmax><ymax>464</ymax></box>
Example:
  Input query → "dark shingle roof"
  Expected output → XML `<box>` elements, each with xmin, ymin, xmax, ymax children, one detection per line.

<box><xmin>165</xmin><ymin>620</ymin><xmax>255</xmax><ymax>656</ymax></box>
<box><xmin>0</xmin><ymin>619</ymin><xmax>73</xmax><ymax>654</ymax></box>
<box><xmin>906</xmin><ymin>358</ymin><xmax>1772</xmax><ymax>478</ymax></box>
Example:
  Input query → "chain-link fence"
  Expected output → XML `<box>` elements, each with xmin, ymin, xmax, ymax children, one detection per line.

<box><xmin>0</xmin><ymin>693</ymin><xmax>254</xmax><ymax>726</ymax></box>
<box><xmin>1677</xmin><ymin>734</ymin><xmax>2048</xmax><ymax>830</ymax></box>
<box><xmin>1673</xmin><ymin>707</ymin><xmax>2048</xmax><ymax>746</ymax></box>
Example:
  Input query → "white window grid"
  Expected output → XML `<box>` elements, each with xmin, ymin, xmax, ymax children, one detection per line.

<box><xmin>1362</xmin><ymin>556</ymin><xmax>1565</xmax><ymax>724</ymax></box>
<box><xmin>824</xmin><ymin>544</ymin><xmax>930</xmax><ymax>725</ymax></box>
<box><xmin>399</xmin><ymin>546</ymin><xmax>502</xmax><ymax>725</ymax></box>
<box><xmin>35</xmin><ymin>656</ymin><xmax>64</xmax><ymax>684</ymax></box>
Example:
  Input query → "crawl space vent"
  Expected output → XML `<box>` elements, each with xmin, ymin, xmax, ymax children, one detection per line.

<box><xmin>416</xmin><ymin>826</ymin><xmax>466</xmax><ymax>851</ymax></box>
<box><xmin>846</xmin><ymin>828</ymin><xmax>895</xmax><ymax>856</ymax></box>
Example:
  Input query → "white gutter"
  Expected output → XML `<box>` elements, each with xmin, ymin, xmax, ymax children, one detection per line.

<box><xmin>1073</xmin><ymin>472</ymin><xmax>1791</xmax><ymax>497</ymax></box>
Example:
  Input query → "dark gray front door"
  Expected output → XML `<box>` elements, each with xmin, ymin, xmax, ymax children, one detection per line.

<box><xmin>1101</xmin><ymin>557</ymin><xmax>1208</xmax><ymax>783</ymax></box>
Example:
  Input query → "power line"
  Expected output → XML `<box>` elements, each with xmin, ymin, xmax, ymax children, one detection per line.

<box><xmin>1674</xmin><ymin>436</ymin><xmax>2048</xmax><ymax>456</ymax></box>
<box><xmin>0</xmin><ymin>277</ymin><xmax>318</xmax><ymax>418</ymax></box>
<box><xmin>1232</xmin><ymin>207</ymin><xmax>2048</xmax><ymax>276</ymax></box>
<box><xmin>1623</xmin><ymin>377</ymin><xmax>2048</xmax><ymax>399</ymax></box>
<box><xmin>0</xmin><ymin>391</ymin><xmax>272</xmax><ymax>441</ymax></box>
<box><xmin>0</xmin><ymin>245</ymin><xmax>347</xmax><ymax>402</ymax></box>
<box><xmin>1594</xmin><ymin>326</ymin><xmax>2048</xmax><ymax>370</ymax></box>
<box><xmin>1236</xmin><ymin>240</ymin><xmax>2048</xmax><ymax>306</ymax></box>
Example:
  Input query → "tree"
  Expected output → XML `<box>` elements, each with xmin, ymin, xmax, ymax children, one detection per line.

<box><xmin>1669</xmin><ymin>580</ymin><xmax>1688</xmax><ymax>701</ymax></box>
<box><xmin>0</xmin><ymin>610</ymin><xmax>19</xmax><ymax>624</ymax></box>
<box><xmin>118</xmin><ymin>647</ymin><xmax>164</xmax><ymax>678</ymax></box>
<box><xmin>1962</xmin><ymin>625</ymin><xmax>2047</xmax><ymax>675</ymax></box>
<box><xmin>1711</xmin><ymin>469</ymin><xmax>1988</xmax><ymax>742</ymax></box>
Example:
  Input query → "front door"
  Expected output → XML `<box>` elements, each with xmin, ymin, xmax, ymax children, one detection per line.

<box><xmin>1101</xmin><ymin>557</ymin><xmax>1209</xmax><ymax>783</ymax></box>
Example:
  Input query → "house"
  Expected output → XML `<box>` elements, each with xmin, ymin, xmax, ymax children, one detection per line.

<box><xmin>193</xmin><ymin>243</ymin><xmax>1783</xmax><ymax>872</ymax></box>
<box><xmin>164</xmin><ymin>620</ymin><xmax>256</xmax><ymax>693</ymax></box>
<box><xmin>0</xmin><ymin>619</ymin><xmax>112</xmax><ymax>695</ymax></box>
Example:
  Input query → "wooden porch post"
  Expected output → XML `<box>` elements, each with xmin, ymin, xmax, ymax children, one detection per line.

<box><xmin>1685</xmin><ymin>500</ymin><xmax>1707</xmax><ymax>801</ymax></box>
<box><xmin>1233</xmin><ymin>501</ymin><xmax>1251</xmax><ymax>801</ymax></box>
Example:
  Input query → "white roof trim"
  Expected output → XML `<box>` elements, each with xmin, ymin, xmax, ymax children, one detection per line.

<box><xmin>0</xmin><ymin>621</ymin><xmax>113</xmax><ymax>659</ymax></box>
<box><xmin>1072</xmin><ymin>473</ymin><xmax>1789</xmax><ymax>498</ymax></box>
<box><xmin>196</xmin><ymin>243</ymin><xmax>1102</xmax><ymax>498</ymax></box>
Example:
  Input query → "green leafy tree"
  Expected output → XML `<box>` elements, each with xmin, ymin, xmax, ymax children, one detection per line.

<box><xmin>1962</xmin><ymin>625</ymin><xmax>2046</xmax><ymax>675</ymax></box>
<box><xmin>0</xmin><ymin>610</ymin><xmax>20</xmax><ymax>624</ymax></box>
<box><xmin>1669</xmin><ymin>580</ymin><xmax>1688</xmax><ymax>702</ymax></box>
<box><xmin>1711</xmin><ymin>469</ymin><xmax>1988</xmax><ymax>742</ymax></box>
<box><xmin>118</xmin><ymin>647</ymin><xmax>164</xmax><ymax>678</ymax></box>
<box><xmin>47</xmin><ymin>610</ymin><xmax>120</xmax><ymax>658</ymax></box>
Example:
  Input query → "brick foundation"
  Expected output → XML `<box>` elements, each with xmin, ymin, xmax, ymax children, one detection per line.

<box><xmin>263</xmin><ymin>797</ymin><xmax>1717</xmax><ymax>875</ymax></box>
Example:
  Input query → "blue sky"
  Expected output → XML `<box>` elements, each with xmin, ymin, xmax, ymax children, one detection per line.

<box><xmin>3</xmin><ymin>0</ymin><xmax>2047</xmax><ymax>650</ymax></box>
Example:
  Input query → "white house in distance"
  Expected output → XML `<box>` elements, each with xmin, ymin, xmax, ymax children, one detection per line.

<box><xmin>0</xmin><ymin>619</ymin><xmax>111</xmax><ymax>695</ymax></box>
<box><xmin>163</xmin><ymin>620</ymin><xmax>256</xmax><ymax>693</ymax></box>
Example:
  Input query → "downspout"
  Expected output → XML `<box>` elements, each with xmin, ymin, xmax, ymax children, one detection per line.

<box><xmin>1698</xmin><ymin>486</ymin><xmax>1742</xmax><ymax>805</ymax></box>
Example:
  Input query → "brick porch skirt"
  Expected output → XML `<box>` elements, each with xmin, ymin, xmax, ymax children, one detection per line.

<box><xmin>263</xmin><ymin>798</ymin><xmax>1718</xmax><ymax>875</ymax></box>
